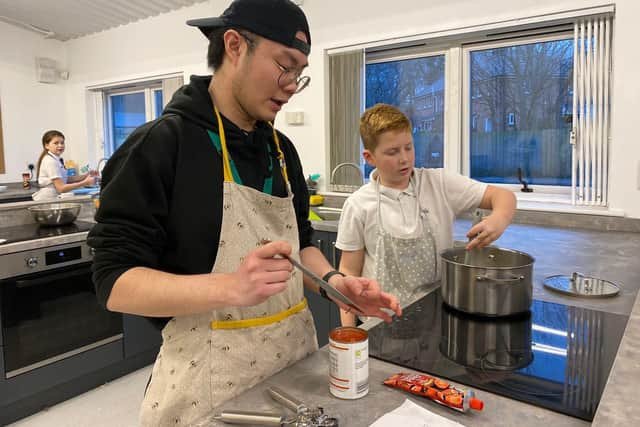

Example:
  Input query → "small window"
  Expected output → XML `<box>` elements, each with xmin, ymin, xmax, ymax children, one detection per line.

<box><xmin>104</xmin><ymin>85</ymin><xmax>162</xmax><ymax>154</ymax></box>
<box><xmin>507</xmin><ymin>112</ymin><xmax>515</xmax><ymax>126</ymax></box>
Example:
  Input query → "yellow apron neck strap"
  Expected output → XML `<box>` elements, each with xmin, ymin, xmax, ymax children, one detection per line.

<box><xmin>213</xmin><ymin>104</ymin><xmax>289</xmax><ymax>185</ymax></box>
<box><xmin>269</xmin><ymin>124</ymin><xmax>289</xmax><ymax>184</ymax></box>
<box><xmin>213</xmin><ymin>105</ymin><xmax>234</xmax><ymax>183</ymax></box>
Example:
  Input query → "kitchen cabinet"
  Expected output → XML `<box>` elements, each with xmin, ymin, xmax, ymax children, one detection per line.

<box><xmin>304</xmin><ymin>229</ymin><xmax>342</xmax><ymax>347</ymax></box>
<box><xmin>123</xmin><ymin>314</ymin><xmax>162</xmax><ymax>358</ymax></box>
<box><xmin>312</xmin><ymin>229</ymin><xmax>342</xmax><ymax>267</ymax></box>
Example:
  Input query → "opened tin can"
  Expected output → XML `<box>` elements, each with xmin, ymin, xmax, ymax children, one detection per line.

<box><xmin>329</xmin><ymin>327</ymin><xmax>369</xmax><ymax>399</ymax></box>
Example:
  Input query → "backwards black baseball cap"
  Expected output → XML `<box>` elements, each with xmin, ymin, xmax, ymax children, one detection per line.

<box><xmin>187</xmin><ymin>0</ymin><xmax>311</xmax><ymax>55</ymax></box>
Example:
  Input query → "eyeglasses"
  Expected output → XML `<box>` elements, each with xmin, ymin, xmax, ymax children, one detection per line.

<box><xmin>275</xmin><ymin>62</ymin><xmax>311</xmax><ymax>93</ymax></box>
<box><xmin>238</xmin><ymin>32</ymin><xmax>311</xmax><ymax>94</ymax></box>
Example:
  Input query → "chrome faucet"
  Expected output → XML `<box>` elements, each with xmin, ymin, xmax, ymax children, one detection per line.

<box><xmin>96</xmin><ymin>158</ymin><xmax>108</xmax><ymax>176</ymax></box>
<box><xmin>94</xmin><ymin>157</ymin><xmax>109</xmax><ymax>187</ymax></box>
<box><xmin>330</xmin><ymin>162</ymin><xmax>364</xmax><ymax>186</ymax></box>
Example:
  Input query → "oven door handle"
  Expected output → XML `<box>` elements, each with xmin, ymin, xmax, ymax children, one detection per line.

<box><xmin>15</xmin><ymin>265</ymin><xmax>93</xmax><ymax>289</ymax></box>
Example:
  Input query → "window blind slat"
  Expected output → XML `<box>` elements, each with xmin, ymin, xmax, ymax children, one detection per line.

<box><xmin>572</xmin><ymin>16</ymin><xmax>611</xmax><ymax>206</ymax></box>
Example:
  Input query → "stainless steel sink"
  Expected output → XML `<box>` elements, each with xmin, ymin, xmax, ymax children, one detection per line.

<box><xmin>312</xmin><ymin>207</ymin><xmax>342</xmax><ymax>221</ymax></box>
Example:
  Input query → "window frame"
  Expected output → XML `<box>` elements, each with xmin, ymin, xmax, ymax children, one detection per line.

<box><xmin>460</xmin><ymin>32</ymin><xmax>575</xmax><ymax>196</ymax></box>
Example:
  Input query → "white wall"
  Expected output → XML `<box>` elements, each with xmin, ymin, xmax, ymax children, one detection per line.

<box><xmin>0</xmin><ymin>21</ymin><xmax>67</xmax><ymax>181</ymax></box>
<box><xmin>2</xmin><ymin>0</ymin><xmax>639</xmax><ymax>217</ymax></box>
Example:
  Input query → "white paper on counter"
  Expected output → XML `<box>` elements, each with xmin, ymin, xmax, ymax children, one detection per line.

<box><xmin>369</xmin><ymin>399</ymin><xmax>465</xmax><ymax>427</ymax></box>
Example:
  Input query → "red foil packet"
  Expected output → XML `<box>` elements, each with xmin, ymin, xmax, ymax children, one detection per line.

<box><xmin>383</xmin><ymin>372</ymin><xmax>484</xmax><ymax>412</ymax></box>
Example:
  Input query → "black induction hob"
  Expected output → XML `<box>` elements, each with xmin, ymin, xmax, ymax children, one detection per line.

<box><xmin>368</xmin><ymin>291</ymin><xmax>629</xmax><ymax>421</ymax></box>
<box><xmin>0</xmin><ymin>221</ymin><xmax>94</xmax><ymax>245</ymax></box>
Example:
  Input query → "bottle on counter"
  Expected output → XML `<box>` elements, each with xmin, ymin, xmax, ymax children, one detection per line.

<box><xmin>22</xmin><ymin>173</ymin><xmax>31</xmax><ymax>189</ymax></box>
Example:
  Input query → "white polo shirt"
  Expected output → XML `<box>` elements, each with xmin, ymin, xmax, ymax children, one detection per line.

<box><xmin>33</xmin><ymin>152</ymin><xmax>67</xmax><ymax>201</ymax></box>
<box><xmin>336</xmin><ymin>168</ymin><xmax>487</xmax><ymax>281</ymax></box>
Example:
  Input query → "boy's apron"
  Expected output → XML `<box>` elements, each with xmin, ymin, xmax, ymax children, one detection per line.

<box><xmin>139</xmin><ymin>106</ymin><xmax>318</xmax><ymax>426</ymax></box>
<box><xmin>374</xmin><ymin>174</ymin><xmax>438</xmax><ymax>307</ymax></box>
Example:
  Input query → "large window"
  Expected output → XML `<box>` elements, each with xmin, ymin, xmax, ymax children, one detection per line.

<box><xmin>365</xmin><ymin>54</ymin><xmax>446</xmax><ymax>178</ymax></box>
<box><xmin>331</xmin><ymin>11</ymin><xmax>612</xmax><ymax>205</ymax></box>
<box><xmin>466</xmin><ymin>37</ymin><xmax>574</xmax><ymax>186</ymax></box>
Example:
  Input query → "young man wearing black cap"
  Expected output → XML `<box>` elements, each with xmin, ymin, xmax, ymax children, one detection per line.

<box><xmin>88</xmin><ymin>0</ymin><xmax>401</xmax><ymax>425</ymax></box>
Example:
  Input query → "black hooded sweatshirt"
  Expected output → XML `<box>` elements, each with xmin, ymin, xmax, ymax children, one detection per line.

<box><xmin>87</xmin><ymin>75</ymin><xmax>313</xmax><ymax>328</ymax></box>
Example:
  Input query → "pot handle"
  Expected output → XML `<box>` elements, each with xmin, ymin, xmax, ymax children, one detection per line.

<box><xmin>475</xmin><ymin>274</ymin><xmax>525</xmax><ymax>284</ymax></box>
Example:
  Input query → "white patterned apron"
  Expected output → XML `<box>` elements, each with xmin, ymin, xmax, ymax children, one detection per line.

<box><xmin>139</xmin><ymin>107</ymin><xmax>318</xmax><ymax>426</ymax></box>
<box><xmin>374</xmin><ymin>175</ymin><xmax>438</xmax><ymax>307</ymax></box>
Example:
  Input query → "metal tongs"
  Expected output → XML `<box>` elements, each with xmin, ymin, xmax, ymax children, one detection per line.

<box><xmin>260</xmin><ymin>239</ymin><xmax>364</xmax><ymax>313</ymax></box>
<box><xmin>282</xmin><ymin>254</ymin><xmax>364</xmax><ymax>313</ymax></box>
<box><xmin>213</xmin><ymin>386</ymin><xmax>339</xmax><ymax>426</ymax></box>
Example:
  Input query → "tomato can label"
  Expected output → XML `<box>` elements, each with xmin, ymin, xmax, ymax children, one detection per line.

<box><xmin>329</xmin><ymin>327</ymin><xmax>369</xmax><ymax>399</ymax></box>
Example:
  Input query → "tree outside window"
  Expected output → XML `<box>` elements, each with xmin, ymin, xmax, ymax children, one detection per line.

<box><xmin>469</xmin><ymin>38</ymin><xmax>573</xmax><ymax>186</ymax></box>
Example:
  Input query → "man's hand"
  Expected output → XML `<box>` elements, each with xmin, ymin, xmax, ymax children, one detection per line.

<box><xmin>330</xmin><ymin>275</ymin><xmax>402</xmax><ymax>323</ymax></box>
<box><xmin>226</xmin><ymin>240</ymin><xmax>293</xmax><ymax>307</ymax></box>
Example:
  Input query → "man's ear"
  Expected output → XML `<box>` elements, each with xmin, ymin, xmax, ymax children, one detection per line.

<box><xmin>223</xmin><ymin>29</ymin><xmax>244</xmax><ymax>66</ymax></box>
<box><xmin>363</xmin><ymin>149</ymin><xmax>376</xmax><ymax>168</ymax></box>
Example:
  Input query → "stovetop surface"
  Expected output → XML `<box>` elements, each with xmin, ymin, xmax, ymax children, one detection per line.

<box><xmin>0</xmin><ymin>221</ymin><xmax>94</xmax><ymax>245</ymax></box>
<box><xmin>368</xmin><ymin>291</ymin><xmax>629</xmax><ymax>421</ymax></box>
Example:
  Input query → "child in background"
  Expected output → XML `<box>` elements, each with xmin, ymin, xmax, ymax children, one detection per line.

<box><xmin>32</xmin><ymin>130</ymin><xmax>95</xmax><ymax>201</ymax></box>
<box><xmin>336</xmin><ymin>104</ymin><xmax>516</xmax><ymax>326</ymax></box>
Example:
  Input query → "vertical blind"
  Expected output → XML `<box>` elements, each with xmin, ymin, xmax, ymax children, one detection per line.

<box><xmin>328</xmin><ymin>49</ymin><xmax>364</xmax><ymax>190</ymax></box>
<box><xmin>571</xmin><ymin>16</ymin><xmax>612</xmax><ymax>206</ymax></box>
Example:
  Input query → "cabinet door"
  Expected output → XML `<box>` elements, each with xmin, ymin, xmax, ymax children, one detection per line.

<box><xmin>326</xmin><ymin>231</ymin><xmax>342</xmax><ymax>336</ymax></box>
<box><xmin>123</xmin><ymin>314</ymin><xmax>162</xmax><ymax>358</ymax></box>
<box><xmin>303</xmin><ymin>286</ymin><xmax>332</xmax><ymax>347</ymax></box>
<box><xmin>327</xmin><ymin>231</ymin><xmax>342</xmax><ymax>268</ymax></box>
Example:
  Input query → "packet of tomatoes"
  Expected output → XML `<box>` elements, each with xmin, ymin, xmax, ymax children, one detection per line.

<box><xmin>383</xmin><ymin>372</ymin><xmax>484</xmax><ymax>412</ymax></box>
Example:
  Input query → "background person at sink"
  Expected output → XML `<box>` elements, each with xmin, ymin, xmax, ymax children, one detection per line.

<box><xmin>87</xmin><ymin>1</ymin><xmax>401</xmax><ymax>426</ymax></box>
<box><xmin>336</xmin><ymin>104</ymin><xmax>516</xmax><ymax>326</ymax></box>
<box><xmin>32</xmin><ymin>130</ymin><xmax>96</xmax><ymax>201</ymax></box>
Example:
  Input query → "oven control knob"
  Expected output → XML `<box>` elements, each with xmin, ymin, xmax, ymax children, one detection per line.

<box><xmin>26</xmin><ymin>257</ymin><xmax>38</xmax><ymax>268</ymax></box>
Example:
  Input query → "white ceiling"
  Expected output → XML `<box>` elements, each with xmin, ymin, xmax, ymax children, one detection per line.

<box><xmin>0</xmin><ymin>0</ymin><xmax>209</xmax><ymax>41</ymax></box>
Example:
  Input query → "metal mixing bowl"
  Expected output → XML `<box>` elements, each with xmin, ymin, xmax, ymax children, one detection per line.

<box><xmin>28</xmin><ymin>203</ymin><xmax>81</xmax><ymax>226</ymax></box>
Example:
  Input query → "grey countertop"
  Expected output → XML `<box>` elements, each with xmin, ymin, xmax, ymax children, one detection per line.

<box><xmin>195</xmin><ymin>344</ymin><xmax>590</xmax><ymax>427</ymax></box>
<box><xmin>193</xmin><ymin>220</ymin><xmax>640</xmax><ymax>426</ymax></box>
<box><xmin>0</xmin><ymin>182</ymin><xmax>37</xmax><ymax>202</ymax></box>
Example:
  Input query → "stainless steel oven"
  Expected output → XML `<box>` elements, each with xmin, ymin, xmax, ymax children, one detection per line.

<box><xmin>0</xmin><ymin>240</ymin><xmax>123</xmax><ymax>379</ymax></box>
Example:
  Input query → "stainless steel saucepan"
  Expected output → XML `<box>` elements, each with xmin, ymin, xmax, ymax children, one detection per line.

<box><xmin>440</xmin><ymin>246</ymin><xmax>534</xmax><ymax>317</ymax></box>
